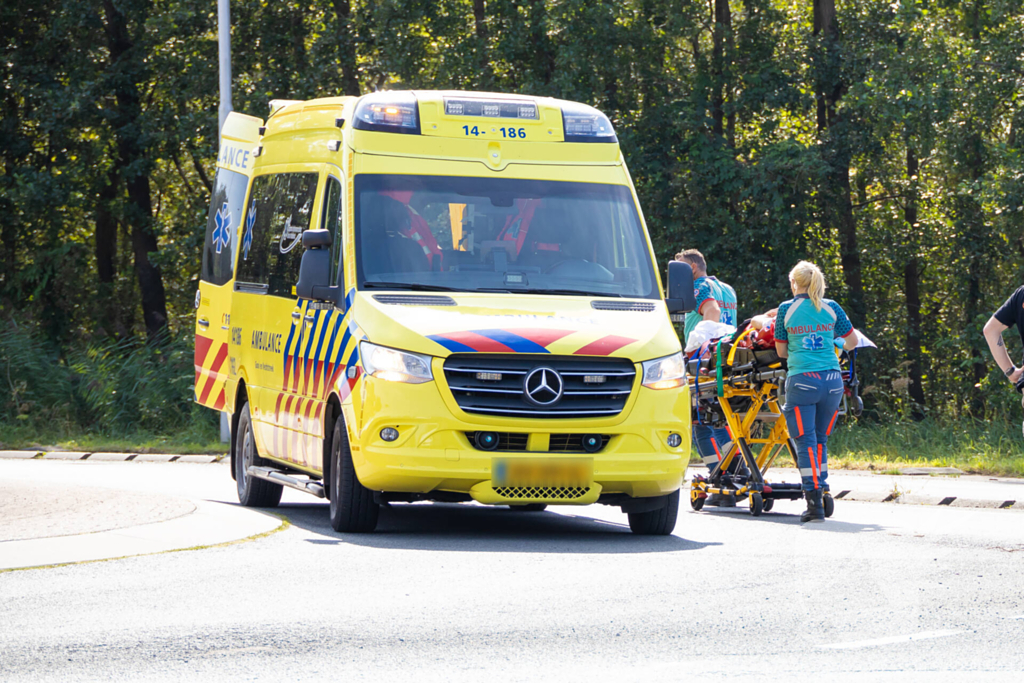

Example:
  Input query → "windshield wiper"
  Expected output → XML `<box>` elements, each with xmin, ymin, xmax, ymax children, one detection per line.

<box><xmin>362</xmin><ymin>282</ymin><xmax>470</xmax><ymax>292</ymax></box>
<box><xmin>519</xmin><ymin>288</ymin><xmax>623</xmax><ymax>298</ymax></box>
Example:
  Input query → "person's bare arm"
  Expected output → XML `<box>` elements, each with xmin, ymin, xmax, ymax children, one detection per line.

<box><xmin>842</xmin><ymin>329</ymin><xmax>859</xmax><ymax>351</ymax></box>
<box><xmin>701</xmin><ymin>299</ymin><xmax>721</xmax><ymax>323</ymax></box>
<box><xmin>983</xmin><ymin>316</ymin><xmax>1022</xmax><ymax>382</ymax></box>
<box><xmin>775</xmin><ymin>341</ymin><xmax>788</xmax><ymax>359</ymax></box>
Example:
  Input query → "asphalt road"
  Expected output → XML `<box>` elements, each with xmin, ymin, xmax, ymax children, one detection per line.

<box><xmin>2</xmin><ymin>463</ymin><xmax>1024</xmax><ymax>682</ymax></box>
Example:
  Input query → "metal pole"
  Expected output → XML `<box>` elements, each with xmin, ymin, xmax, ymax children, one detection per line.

<box><xmin>218</xmin><ymin>0</ymin><xmax>232</xmax><ymax>443</ymax></box>
<box><xmin>217</xmin><ymin>0</ymin><xmax>233</xmax><ymax>141</ymax></box>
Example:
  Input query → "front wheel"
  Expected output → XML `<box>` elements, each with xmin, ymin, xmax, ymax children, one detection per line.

<box><xmin>627</xmin><ymin>490</ymin><xmax>679</xmax><ymax>535</ymax></box>
<box><xmin>749</xmin><ymin>492</ymin><xmax>764</xmax><ymax>517</ymax></box>
<box><xmin>328</xmin><ymin>413</ymin><xmax>379</xmax><ymax>533</ymax></box>
<box><xmin>823</xmin><ymin>493</ymin><xmax>835</xmax><ymax>518</ymax></box>
<box><xmin>235</xmin><ymin>402</ymin><xmax>283</xmax><ymax>508</ymax></box>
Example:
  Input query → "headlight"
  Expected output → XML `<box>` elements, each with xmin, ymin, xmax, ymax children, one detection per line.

<box><xmin>360</xmin><ymin>342</ymin><xmax>434</xmax><ymax>384</ymax></box>
<box><xmin>641</xmin><ymin>351</ymin><xmax>687</xmax><ymax>390</ymax></box>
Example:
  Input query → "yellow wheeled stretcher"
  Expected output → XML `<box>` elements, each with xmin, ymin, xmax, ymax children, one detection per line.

<box><xmin>687</xmin><ymin>322</ymin><xmax>860</xmax><ymax>517</ymax></box>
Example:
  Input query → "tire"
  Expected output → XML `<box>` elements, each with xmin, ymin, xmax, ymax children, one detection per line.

<box><xmin>762</xmin><ymin>497</ymin><xmax>775</xmax><ymax>513</ymax></box>
<box><xmin>749</xmin><ymin>492</ymin><xmax>763</xmax><ymax>517</ymax></box>
<box><xmin>328</xmin><ymin>413</ymin><xmax>379</xmax><ymax>533</ymax></box>
<box><xmin>508</xmin><ymin>504</ymin><xmax>547</xmax><ymax>512</ymax></box>
<box><xmin>235</xmin><ymin>402</ymin><xmax>283</xmax><ymax>508</ymax></box>
<box><xmin>823</xmin><ymin>493</ymin><xmax>835</xmax><ymax>518</ymax></box>
<box><xmin>690</xmin><ymin>485</ymin><xmax>705</xmax><ymax>511</ymax></box>
<box><xmin>627</xmin><ymin>490</ymin><xmax>679</xmax><ymax>535</ymax></box>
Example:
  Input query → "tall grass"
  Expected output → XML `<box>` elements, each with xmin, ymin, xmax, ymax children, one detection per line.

<box><xmin>828</xmin><ymin>417</ymin><xmax>1024</xmax><ymax>477</ymax></box>
<box><xmin>0</xmin><ymin>321</ymin><xmax>217</xmax><ymax>443</ymax></box>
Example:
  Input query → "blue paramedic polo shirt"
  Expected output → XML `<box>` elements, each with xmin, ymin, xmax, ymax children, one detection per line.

<box><xmin>774</xmin><ymin>294</ymin><xmax>853</xmax><ymax>376</ymax></box>
<box><xmin>683</xmin><ymin>275</ymin><xmax>736</xmax><ymax>343</ymax></box>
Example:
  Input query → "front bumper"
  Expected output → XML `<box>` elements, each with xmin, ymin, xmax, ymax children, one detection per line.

<box><xmin>349</xmin><ymin>371</ymin><xmax>691</xmax><ymax>504</ymax></box>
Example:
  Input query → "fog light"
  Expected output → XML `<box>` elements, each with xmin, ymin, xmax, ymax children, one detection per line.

<box><xmin>581</xmin><ymin>434</ymin><xmax>603</xmax><ymax>453</ymax></box>
<box><xmin>380</xmin><ymin>427</ymin><xmax>399</xmax><ymax>442</ymax></box>
<box><xmin>475</xmin><ymin>431</ymin><xmax>499</xmax><ymax>451</ymax></box>
<box><xmin>667</xmin><ymin>433</ymin><xmax>682</xmax><ymax>448</ymax></box>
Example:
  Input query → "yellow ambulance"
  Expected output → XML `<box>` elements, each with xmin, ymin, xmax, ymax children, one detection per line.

<box><xmin>196</xmin><ymin>90</ymin><xmax>696</xmax><ymax>534</ymax></box>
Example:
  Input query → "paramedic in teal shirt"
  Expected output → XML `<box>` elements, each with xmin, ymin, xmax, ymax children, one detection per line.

<box><xmin>677</xmin><ymin>249</ymin><xmax>743</xmax><ymax>504</ymax></box>
<box><xmin>775</xmin><ymin>261</ymin><xmax>860</xmax><ymax>523</ymax></box>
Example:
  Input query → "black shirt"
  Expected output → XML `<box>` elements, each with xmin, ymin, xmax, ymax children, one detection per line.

<box><xmin>993</xmin><ymin>285</ymin><xmax>1024</xmax><ymax>364</ymax></box>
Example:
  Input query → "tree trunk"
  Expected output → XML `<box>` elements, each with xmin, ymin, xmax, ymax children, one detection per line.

<box><xmin>903</xmin><ymin>147</ymin><xmax>926</xmax><ymax>415</ymax></box>
<box><xmin>102</xmin><ymin>0</ymin><xmax>168</xmax><ymax>340</ymax></box>
<box><xmin>94</xmin><ymin>168</ymin><xmax>119</xmax><ymax>336</ymax></box>
<box><xmin>712</xmin><ymin>0</ymin><xmax>734</xmax><ymax>148</ymax></box>
<box><xmin>525</xmin><ymin>0</ymin><xmax>554</xmax><ymax>86</ymax></box>
<box><xmin>813</xmin><ymin>0</ymin><xmax>863</xmax><ymax>325</ymax></box>
<box><xmin>329</xmin><ymin>0</ymin><xmax>360</xmax><ymax>96</ymax></box>
<box><xmin>472</xmin><ymin>0</ymin><xmax>492</xmax><ymax>88</ymax></box>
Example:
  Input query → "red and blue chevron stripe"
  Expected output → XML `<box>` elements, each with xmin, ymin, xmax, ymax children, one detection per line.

<box><xmin>427</xmin><ymin>328</ymin><xmax>637</xmax><ymax>356</ymax></box>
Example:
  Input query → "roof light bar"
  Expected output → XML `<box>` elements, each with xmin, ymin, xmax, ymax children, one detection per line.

<box><xmin>444</xmin><ymin>97</ymin><xmax>539</xmax><ymax>120</ymax></box>
<box><xmin>561</xmin><ymin>102</ymin><xmax>617</xmax><ymax>143</ymax></box>
<box><xmin>352</xmin><ymin>92</ymin><xmax>420</xmax><ymax>134</ymax></box>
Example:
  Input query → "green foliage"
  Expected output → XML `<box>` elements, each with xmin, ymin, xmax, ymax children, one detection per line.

<box><xmin>0</xmin><ymin>321</ymin><xmax>215</xmax><ymax>435</ymax></box>
<box><xmin>3</xmin><ymin>0</ymin><xmax>1024</xmax><ymax>431</ymax></box>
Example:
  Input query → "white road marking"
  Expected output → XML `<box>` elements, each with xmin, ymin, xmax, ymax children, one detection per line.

<box><xmin>1007</xmin><ymin>615</ymin><xmax>1024</xmax><ymax>620</ymax></box>
<box><xmin>820</xmin><ymin>629</ymin><xmax>965</xmax><ymax>650</ymax></box>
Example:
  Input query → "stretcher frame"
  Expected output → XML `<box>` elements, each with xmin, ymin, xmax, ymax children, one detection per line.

<box><xmin>688</xmin><ymin>326</ymin><xmax>840</xmax><ymax>517</ymax></box>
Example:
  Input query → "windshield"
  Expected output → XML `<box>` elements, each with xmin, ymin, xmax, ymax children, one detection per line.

<box><xmin>355</xmin><ymin>175</ymin><xmax>657</xmax><ymax>298</ymax></box>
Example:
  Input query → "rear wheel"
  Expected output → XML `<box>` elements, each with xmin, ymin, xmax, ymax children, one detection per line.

<box><xmin>508</xmin><ymin>504</ymin><xmax>547</xmax><ymax>512</ymax></box>
<box><xmin>627</xmin><ymin>490</ymin><xmax>679</xmax><ymax>535</ymax></box>
<box><xmin>235</xmin><ymin>402</ymin><xmax>283</xmax><ymax>508</ymax></box>
<box><xmin>762</xmin><ymin>497</ymin><xmax>775</xmax><ymax>512</ymax></box>
<box><xmin>328</xmin><ymin>413</ymin><xmax>379</xmax><ymax>533</ymax></box>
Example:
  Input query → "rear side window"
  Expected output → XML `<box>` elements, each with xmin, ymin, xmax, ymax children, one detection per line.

<box><xmin>236</xmin><ymin>172</ymin><xmax>319</xmax><ymax>298</ymax></box>
<box><xmin>201</xmin><ymin>168</ymin><xmax>250</xmax><ymax>286</ymax></box>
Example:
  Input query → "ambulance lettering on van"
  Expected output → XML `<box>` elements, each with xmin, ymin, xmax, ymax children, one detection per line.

<box><xmin>195</xmin><ymin>90</ymin><xmax>697</xmax><ymax>536</ymax></box>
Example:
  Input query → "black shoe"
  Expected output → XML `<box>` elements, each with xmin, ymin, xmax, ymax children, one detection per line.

<box><xmin>800</xmin><ymin>490</ymin><xmax>825</xmax><ymax>523</ymax></box>
<box><xmin>707</xmin><ymin>493</ymin><xmax>736</xmax><ymax>508</ymax></box>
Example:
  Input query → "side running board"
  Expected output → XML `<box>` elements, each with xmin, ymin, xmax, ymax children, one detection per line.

<box><xmin>247</xmin><ymin>465</ymin><xmax>325</xmax><ymax>498</ymax></box>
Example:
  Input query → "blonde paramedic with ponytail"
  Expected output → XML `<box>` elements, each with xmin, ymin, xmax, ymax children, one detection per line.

<box><xmin>774</xmin><ymin>261</ymin><xmax>860</xmax><ymax>523</ymax></box>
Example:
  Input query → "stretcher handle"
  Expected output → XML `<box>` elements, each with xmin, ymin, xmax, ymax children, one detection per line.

<box><xmin>726</xmin><ymin>325</ymin><xmax>757</xmax><ymax>367</ymax></box>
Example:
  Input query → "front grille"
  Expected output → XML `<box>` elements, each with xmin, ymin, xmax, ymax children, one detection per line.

<box><xmin>591</xmin><ymin>300</ymin><xmax>656</xmax><ymax>312</ymax></box>
<box><xmin>493</xmin><ymin>486</ymin><xmax>591</xmax><ymax>501</ymax></box>
<box><xmin>372</xmin><ymin>294</ymin><xmax>456</xmax><ymax>306</ymax></box>
<box><xmin>443</xmin><ymin>354</ymin><xmax>636</xmax><ymax>419</ymax></box>
<box><xmin>549</xmin><ymin>434</ymin><xmax>611</xmax><ymax>452</ymax></box>
<box><xmin>465</xmin><ymin>432</ymin><xmax>528</xmax><ymax>451</ymax></box>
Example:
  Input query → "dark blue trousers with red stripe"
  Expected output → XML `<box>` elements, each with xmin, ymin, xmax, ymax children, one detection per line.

<box><xmin>782</xmin><ymin>370</ymin><xmax>843</xmax><ymax>492</ymax></box>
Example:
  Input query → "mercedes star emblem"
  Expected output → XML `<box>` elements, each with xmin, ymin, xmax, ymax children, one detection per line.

<box><xmin>524</xmin><ymin>367</ymin><xmax>564</xmax><ymax>406</ymax></box>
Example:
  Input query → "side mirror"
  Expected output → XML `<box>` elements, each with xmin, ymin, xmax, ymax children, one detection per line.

<box><xmin>665</xmin><ymin>260</ymin><xmax>696</xmax><ymax>314</ymax></box>
<box><xmin>296</xmin><ymin>230</ymin><xmax>338</xmax><ymax>302</ymax></box>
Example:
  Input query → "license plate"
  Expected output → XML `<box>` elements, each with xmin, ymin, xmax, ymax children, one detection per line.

<box><xmin>492</xmin><ymin>457</ymin><xmax>593</xmax><ymax>488</ymax></box>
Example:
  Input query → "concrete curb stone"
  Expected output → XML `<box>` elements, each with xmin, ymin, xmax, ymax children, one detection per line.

<box><xmin>175</xmin><ymin>455</ymin><xmax>220</xmax><ymax>464</ymax></box>
<box><xmin>88</xmin><ymin>452</ymin><xmax>136</xmax><ymax>462</ymax></box>
<box><xmin>950</xmin><ymin>498</ymin><xmax>1004</xmax><ymax>509</ymax></box>
<box><xmin>840</xmin><ymin>491</ymin><xmax>893</xmax><ymax>503</ymax></box>
<box><xmin>0</xmin><ymin>450</ymin><xmax>42</xmax><ymax>459</ymax></box>
<box><xmin>896</xmin><ymin>493</ymin><xmax>948</xmax><ymax>506</ymax></box>
<box><xmin>42</xmin><ymin>452</ymin><xmax>90</xmax><ymax>461</ymax></box>
<box><xmin>133</xmin><ymin>454</ymin><xmax>175</xmax><ymax>463</ymax></box>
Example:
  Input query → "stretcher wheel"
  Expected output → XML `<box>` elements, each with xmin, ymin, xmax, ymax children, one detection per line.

<box><xmin>690</xmin><ymin>487</ymin><xmax>705</xmax><ymax>511</ymax></box>
<box><xmin>762</xmin><ymin>497</ymin><xmax>774</xmax><ymax>513</ymax></box>
<box><xmin>749</xmin><ymin>492</ymin><xmax>763</xmax><ymax>517</ymax></box>
<box><xmin>823</xmin><ymin>493</ymin><xmax>834</xmax><ymax>518</ymax></box>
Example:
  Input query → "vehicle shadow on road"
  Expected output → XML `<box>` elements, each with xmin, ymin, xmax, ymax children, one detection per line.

<box><xmin>688</xmin><ymin>508</ymin><xmax>886</xmax><ymax>533</ymax></box>
<box><xmin>276</xmin><ymin>502</ymin><xmax>720</xmax><ymax>554</ymax></box>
